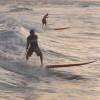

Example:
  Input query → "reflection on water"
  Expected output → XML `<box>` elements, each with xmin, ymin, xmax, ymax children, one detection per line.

<box><xmin>47</xmin><ymin>70</ymin><xmax>88</xmax><ymax>80</ymax></box>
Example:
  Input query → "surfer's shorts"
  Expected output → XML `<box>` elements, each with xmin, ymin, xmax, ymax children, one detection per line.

<box><xmin>27</xmin><ymin>47</ymin><xmax>42</xmax><ymax>57</ymax></box>
<box><xmin>42</xmin><ymin>19</ymin><xmax>46</xmax><ymax>25</ymax></box>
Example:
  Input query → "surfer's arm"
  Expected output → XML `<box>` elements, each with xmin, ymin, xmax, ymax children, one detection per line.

<box><xmin>26</xmin><ymin>37</ymin><xmax>30</xmax><ymax>50</ymax></box>
<box><xmin>46</xmin><ymin>16</ymin><xmax>48</xmax><ymax>18</ymax></box>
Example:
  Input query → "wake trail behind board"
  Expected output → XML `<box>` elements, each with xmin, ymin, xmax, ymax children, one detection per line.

<box><xmin>45</xmin><ymin>60</ymin><xmax>96</xmax><ymax>68</ymax></box>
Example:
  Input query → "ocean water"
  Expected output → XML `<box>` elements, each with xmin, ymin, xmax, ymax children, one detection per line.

<box><xmin>0</xmin><ymin>0</ymin><xmax>100</xmax><ymax>100</ymax></box>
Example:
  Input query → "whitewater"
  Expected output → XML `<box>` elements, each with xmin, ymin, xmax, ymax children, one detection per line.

<box><xmin>0</xmin><ymin>0</ymin><xmax>100</xmax><ymax>100</ymax></box>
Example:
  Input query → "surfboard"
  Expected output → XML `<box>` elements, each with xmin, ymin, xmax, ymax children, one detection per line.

<box><xmin>53</xmin><ymin>27</ymin><xmax>70</xmax><ymax>30</ymax></box>
<box><xmin>45</xmin><ymin>60</ymin><xmax>96</xmax><ymax>68</ymax></box>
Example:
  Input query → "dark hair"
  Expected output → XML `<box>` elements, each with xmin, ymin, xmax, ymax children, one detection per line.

<box><xmin>30</xmin><ymin>29</ymin><xmax>35</xmax><ymax>35</ymax></box>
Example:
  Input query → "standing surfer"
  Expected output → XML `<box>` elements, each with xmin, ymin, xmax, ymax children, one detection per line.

<box><xmin>42</xmin><ymin>13</ymin><xmax>48</xmax><ymax>28</ymax></box>
<box><xmin>26</xmin><ymin>29</ymin><xmax>43</xmax><ymax>66</ymax></box>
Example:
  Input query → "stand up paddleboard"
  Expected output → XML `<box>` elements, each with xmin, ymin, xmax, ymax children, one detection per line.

<box><xmin>46</xmin><ymin>60</ymin><xmax>96</xmax><ymax>68</ymax></box>
<box><xmin>53</xmin><ymin>27</ymin><xmax>70</xmax><ymax>30</ymax></box>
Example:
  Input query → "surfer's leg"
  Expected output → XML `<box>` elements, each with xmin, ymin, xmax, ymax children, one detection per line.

<box><xmin>44</xmin><ymin>22</ymin><xmax>47</xmax><ymax>28</ymax></box>
<box><xmin>42</xmin><ymin>24</ymin><xmax>45</xmax><ymax>30</ymax></box>
<box><xmin>42</xmin><ymin>22</ymin><xmax>47</xmax><ymax>30</ymax></box>
<box><xmin>26</xmin><ymin>48</ymin><xmax>33</xmax><ymax>61</ymax></box>
<box><xmin>42</xmin><ymin>23</ymin><xmax>44</xmax><ymax>29</ymax></box>
<box><xmin>26</xmin><ymin>54</ymin><xmax>29</xmax><ymax>61</ymax></box>
<box><xmin>40</xmin><ymin>53</ymin><xmax>43</xmax><ymax>66</ymax></box>
<box><xmin>35</xmin><ymin>48</ymin><xmax>43</xmax><ymax>66</ymax></box>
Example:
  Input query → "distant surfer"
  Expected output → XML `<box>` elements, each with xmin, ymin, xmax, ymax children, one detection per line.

<box><xmin>26</xmin><ymin>29</ymin><xmax>43</xmax><ymax>66</ymax></box>
<box><xmin>42</xmin><ymin>13</ymin><xmax>48</xmax><ymax>28</ymax></box>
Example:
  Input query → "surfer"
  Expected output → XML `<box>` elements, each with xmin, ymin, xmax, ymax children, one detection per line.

<box><xmin>42</xmin><ymin>13</ymin><xmax>48</xmax><ymax>28</ymax></box>
<box><xmin>26</xmin><ymin>29</ymin><xmax>43</xmax><ymax>66</ymax></box>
